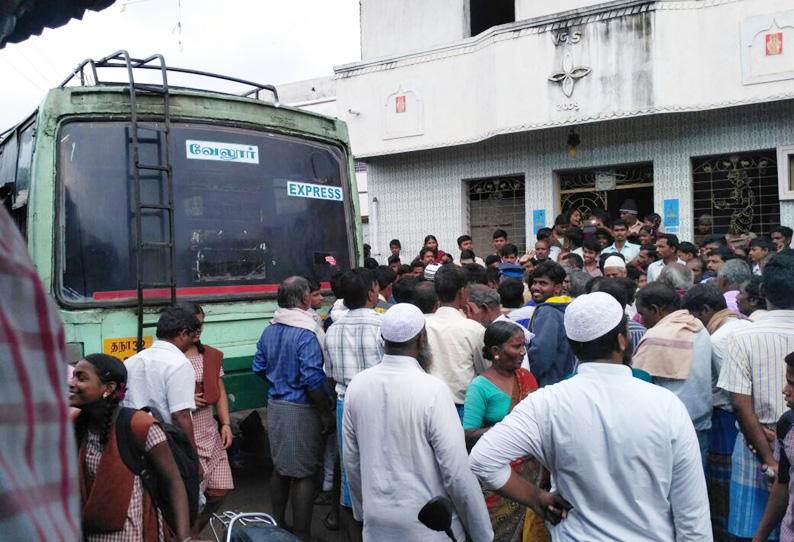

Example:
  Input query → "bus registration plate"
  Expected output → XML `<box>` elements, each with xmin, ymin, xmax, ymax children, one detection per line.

<box><xmin>103</xmin><ymin>336</ymin><xmax>153</xmax><ymax>361</ymax></box>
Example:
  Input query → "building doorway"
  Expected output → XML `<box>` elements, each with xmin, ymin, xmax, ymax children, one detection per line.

<box><xmin>468</xmin><ymin>175</ymin><xmax>526</xmax><ymax>255</ymax></box>
<box><xmin>558</xmin><ymin>162</ymin><xmax>654</xmax><ymax>224</ymax></box>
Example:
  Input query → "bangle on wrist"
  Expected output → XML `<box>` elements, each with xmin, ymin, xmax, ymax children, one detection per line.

<box><xmin>221</xmin><ymin>423</ymin><xmax>231</xmax><ymax>427</ymax></box>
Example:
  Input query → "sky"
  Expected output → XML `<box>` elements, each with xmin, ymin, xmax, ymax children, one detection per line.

<box><xmin>0</xmin><ymin>0</ymin><xmax>361</xmax><ymax>129</ymax></box>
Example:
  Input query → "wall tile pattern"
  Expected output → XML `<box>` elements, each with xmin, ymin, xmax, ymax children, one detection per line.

<box><xmin>365</xmin><ymin>100</ymin><xmax>794</xmax><ymax>259</ymax></box>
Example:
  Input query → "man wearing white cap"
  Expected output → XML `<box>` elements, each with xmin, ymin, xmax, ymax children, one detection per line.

<box><xmin>343</xmin><ymin>303</ymin><xmax>493</xmax><ymax>542</ymax></box>
<box><xmin>602</xmin><ymin>254</ymin><xmax>627</xmax><ymax>279</ymax></box>
<box><xmin>469</xmin><ymin>292</ymin><xmax>712</xmax><ymax>541</ymax></box>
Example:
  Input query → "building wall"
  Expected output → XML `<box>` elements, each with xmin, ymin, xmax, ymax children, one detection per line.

<box><xmin>516</xmin><ymin>0</ymin><xmax>604</xmax><ymax>21</ymax></box>
<box><xmin>360</xmin><ymin>0</ymin><xmax>467</xmax><ymax>60</ymax></box>
<box><xmin>365</xmin><ymin>100</ymin><xmax>794</xmax><ymax>261</ymax></box>
<box><xmin>337</xmin><ymin>0</ymin><xmax>794</xmax><ymax>159</ymax></box>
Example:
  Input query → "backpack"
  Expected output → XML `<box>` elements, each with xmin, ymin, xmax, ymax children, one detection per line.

<box><xmin>115</xmin><ymin>407</ymin><xmax>200</xmax><ymax>532</ymax></box>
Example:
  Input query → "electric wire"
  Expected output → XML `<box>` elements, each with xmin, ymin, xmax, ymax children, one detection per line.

<box><xmin>15</xmin><ymin>47</ymin><xmax>56</xmax><ymax>87</ymax></box>
<box><xmin>28</xmin><ymin>41</ymin><xmax>62</xmax><ymax>82</ymax></box>
<box><xmin>0</xmin><ymin>55</ymin><xmax>47</xmax><ymax>93</ymax></box>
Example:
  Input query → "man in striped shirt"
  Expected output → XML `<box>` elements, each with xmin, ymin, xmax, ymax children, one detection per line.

<box><xmin>717</xmin><ymin>252</ymin><xmax>794</xmax><ymax>540</ymax></box>
<box><xmin>325</xmin><ymin>268</ymin><xmax>384</xmax><ymax>540</ymax></box>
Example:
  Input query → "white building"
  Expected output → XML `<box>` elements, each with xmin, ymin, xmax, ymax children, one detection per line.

<box><xmin>334</xmin><ymin>0</ymin><xmax>794</xmax><ymax>261</ymax></box>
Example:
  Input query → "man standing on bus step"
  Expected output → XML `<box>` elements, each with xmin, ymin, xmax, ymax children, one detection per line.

<box><xmin>324</xmin><ymin>268</ymin><xmax>385</xmax><ymax>542</ymax></box>
<box><xmin>122</xmin><ymin>305</ymin><xmax>199</xmax><ymax>452</ymax></box>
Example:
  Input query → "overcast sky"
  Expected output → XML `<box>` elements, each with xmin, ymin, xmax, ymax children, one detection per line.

<box><xmin>0</xmin><ymin>0</ymin><xmax>361</xmax><ymax>128</ymax></box>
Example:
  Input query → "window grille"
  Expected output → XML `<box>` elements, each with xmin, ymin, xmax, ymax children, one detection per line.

<box><xmin>692</xmin><ymin>151</ymin><xmax>780</xmax><ymax>241</ymax></box>
<box><xmin>468</xmin><ymin>175</ymin><xmax>526</xmax><ymax>254</ymax></box>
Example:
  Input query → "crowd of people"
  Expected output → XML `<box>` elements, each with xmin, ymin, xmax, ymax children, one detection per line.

<box><xmin>6</xmin><ymin>190</ymin><xmax>794</xmax><ymax>542</ymax></box>
<box><xmin>252</xmin><ymin>198</ymin><xmax>794</xmax><ymax>542</ymax></box>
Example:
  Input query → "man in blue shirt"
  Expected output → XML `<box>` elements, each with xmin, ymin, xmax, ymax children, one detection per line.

<box><xmin>603</xmin><ymin>218</ymin><xmax>641</xmax><ymax>263</ymax></box>
<box><xmin>252</xmin><ymin>276</ymin><xmax>331</xmax><ymax>541</ymax></box>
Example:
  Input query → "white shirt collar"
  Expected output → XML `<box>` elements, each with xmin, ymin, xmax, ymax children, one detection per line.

<box><xmin>150</xmin><ymin>340</ymin><xmax>185</xmax><ymax>356</ymax></box>
<box><xmin>381</xmin><ymin>354</ymin><xmax>422</xmax><ymax>370</ymax></box>
<box><xmin>577</xmin><ymin>362</ymin><xmax>633</xmax><ymax>378</ymax></box>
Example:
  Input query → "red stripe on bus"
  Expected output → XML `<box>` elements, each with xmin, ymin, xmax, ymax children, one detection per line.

<box><xmin>93</xmin><ymin>282</ymin><xmax>331</xmax><ymax>300</ymax></box>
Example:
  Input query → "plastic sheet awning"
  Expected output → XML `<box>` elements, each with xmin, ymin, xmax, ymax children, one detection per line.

<box><xmin>1</xmin><ymin>0</ymin><xmax>115</xmax><ymax>49</ymax></box>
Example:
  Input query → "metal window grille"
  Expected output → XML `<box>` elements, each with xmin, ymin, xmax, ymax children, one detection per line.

<box><xmin>468</xmin><ymin>175</ymin><xmax>526</xmax><ymax>254</ymax></box>
<box><xmin>692</xmin><ymin>151</ymin><xmax>780</xmax><ymax>240</ymax></box>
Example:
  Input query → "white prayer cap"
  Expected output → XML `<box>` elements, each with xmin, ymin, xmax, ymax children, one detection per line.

<box><xmin>603</xmin><ymin>255</ymin><xmax>626</xmax><ymax>270</ymax></box>
<box><xmin>564</xmin><ymin>292</ymin><xmax>624</xmax><ymax>342</ymax></box>
<box><xmin>424</xmin><ymin>263</ymin><xmax>441</xmax><ymax>281</ymax></box>
<box><xmin>381</xmin><ymin>303</ymin><xmax>426</xmax><ymax>343</ymax></box>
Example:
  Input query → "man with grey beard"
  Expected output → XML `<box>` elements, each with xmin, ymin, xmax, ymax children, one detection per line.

<box><xmin>342</xmin><ymin>303</ymin><xmax>493</xmax><ymax>542</ymax></box>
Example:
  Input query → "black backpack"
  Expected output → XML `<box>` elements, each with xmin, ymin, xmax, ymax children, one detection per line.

<box><xmin>116</xmin><ymin>407</ymin><xmax>200</xmax><ymax>532</ymax></box>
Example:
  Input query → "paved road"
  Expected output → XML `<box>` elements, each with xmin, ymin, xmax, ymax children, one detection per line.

<box><xmin>200</xmin><ymin>416</ymin><xmax>344</xmax><ymax>542</ymax></box>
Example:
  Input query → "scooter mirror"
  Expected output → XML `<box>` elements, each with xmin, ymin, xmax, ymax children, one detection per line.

<box><xmin>418</xmin><ymin>496</ymin><xmax>456</xmax><ymax>540</ymax></box>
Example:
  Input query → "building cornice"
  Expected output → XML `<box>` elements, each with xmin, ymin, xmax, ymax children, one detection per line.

<box><xmin>353</xmin><ymin>91</ymin><xmax>794</xmax><ymax>159</ymax></box>
<box><xmin>334</xmin><ymin>0</ymin><xmax>740</xmax><ymax>79</ymax></box>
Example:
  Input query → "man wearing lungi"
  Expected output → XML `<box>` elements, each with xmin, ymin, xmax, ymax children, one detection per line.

<box><xmin>718</xmin><ymin>253</ymin><xmax>794</xmax><ymax>540</ymax></box>
<box><xmin>253</xmin><ymin>276</ymin><xmax>332</xmax><ymax>541</ymax></box>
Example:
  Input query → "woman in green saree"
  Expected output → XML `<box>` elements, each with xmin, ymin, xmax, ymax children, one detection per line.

<box><xmin>463</xmin><ymin>320</ymin><xmax>548</xmax><ymax>542</ymax></box>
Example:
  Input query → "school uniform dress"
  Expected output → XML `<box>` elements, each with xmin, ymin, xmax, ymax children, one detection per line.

<box><xmin>187</xmin><ymin>353</ymin><xmax>234</xmax><ymax>494</ymax></box>
<box><xmin>81</xmin><ymin>423</ymin><xmax>167</xmax><ymax>542</ymax></box>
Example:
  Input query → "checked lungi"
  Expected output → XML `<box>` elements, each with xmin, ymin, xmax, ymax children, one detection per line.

<box><xmin>707</xmin><ymin>408</ymin><xmax>738</xmax><ymax>541</ymax></box>
<box><xmin>267</xmin><ymin>399</ymin><xmax>324</xmax><ymax>479</ymax></box>
<box><xmin>728</xmin><ymin>433</ymin><xmax>779</xmax><ymax>540</ymax></box>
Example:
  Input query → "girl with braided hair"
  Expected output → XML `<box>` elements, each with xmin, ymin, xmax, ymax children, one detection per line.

<box><xmin>175</xmin><ymin>302</ymin><xmax>234</xmax><ymax>537</ymax></box>
<box><xmin>70</xmin><ymin>354</ymin><xmax>201</xmax><ymax>542</ymax></box>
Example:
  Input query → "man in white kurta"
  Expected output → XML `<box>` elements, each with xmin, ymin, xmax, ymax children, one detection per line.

<box><xmin>469</xmin><ymin>292</ymin><xmax>712</xmax><ymax>542</ymax></box>
<box><xmin>343</xmin><ymin>303</ymin><xmax>493</xmax><ymax>542</ymax></box>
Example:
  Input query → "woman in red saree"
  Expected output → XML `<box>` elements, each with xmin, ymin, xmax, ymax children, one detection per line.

<box><xmin>463</xmin><ymin>321</ymin><xmax>549</xmax><ymax>542</ymax></box>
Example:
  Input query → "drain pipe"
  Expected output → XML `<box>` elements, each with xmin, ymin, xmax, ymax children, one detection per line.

<box><xmin>370</xmin><ymin>196</ymin><xmax>380</xmax><ymax>263</ymax></box>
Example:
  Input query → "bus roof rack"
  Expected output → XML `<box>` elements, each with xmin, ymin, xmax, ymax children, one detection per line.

<box><xmin>59</xmin><ymin>50</ymin><xmax>279</xmax><ymax>106</ymax></box>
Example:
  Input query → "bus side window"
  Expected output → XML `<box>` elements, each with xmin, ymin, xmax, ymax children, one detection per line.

<box><xmin>0</xmin><ymin>131</ymin><xmax>19</xmax><ymax>217</ymax></box>
<box><xmin>13</xmin><ymin>122</ymin><xmax>34</xmax><ymax>237</ymax></box>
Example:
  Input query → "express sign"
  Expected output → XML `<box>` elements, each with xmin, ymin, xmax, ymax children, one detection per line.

<box><xmin>287</xmin><ymin>181</ymin><xmax>343</xmax><ymax>202</ymax></box>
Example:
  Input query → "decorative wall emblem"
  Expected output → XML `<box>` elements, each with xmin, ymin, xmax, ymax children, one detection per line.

<box><xmin>767</xmin><ymin>32</ymin><xmax>783</xmax><ymax>55</ymax></box>
<box><xmin>395</xmin><ymin>95</ymin><xmax>407</xmax><ymax>113</ymax></box>
<box><xmin>381</xmin><ymin>81</ymin><xmax>424</xmax><ymax>140</ymax></box>
<box><xmin>741</xmin><ymin>11</ymin><xmax>794</xmax><ymax>85</ymax></box>
<box><xmin>549</xmin><ymin>53</ymin><xmax>591</xmax><ymax>98</ymax></box>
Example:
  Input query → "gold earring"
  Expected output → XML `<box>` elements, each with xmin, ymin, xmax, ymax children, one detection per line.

<box><xmin>494</xmin><ymin>355</ymin><xmax>500</xmax><ymax>360</ymax></box>
<box><xmin>102</xmin><ymin>392</ymin><xmax>109</xmax><ymax>399</ymax></box>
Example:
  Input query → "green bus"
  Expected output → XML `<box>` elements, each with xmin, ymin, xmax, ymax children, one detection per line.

<box><xmin>0</xmin><ymin>51</ymin><xmax>361</xmax><ymax>411</ymax></box>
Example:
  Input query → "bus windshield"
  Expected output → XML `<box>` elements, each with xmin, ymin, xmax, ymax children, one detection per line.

<box><xmin>59</xmin><ymin>121</ymin><xmax>352</xmax><ymax>303</ymax></box>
